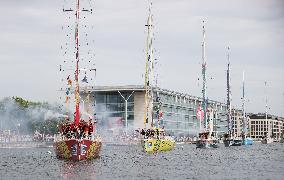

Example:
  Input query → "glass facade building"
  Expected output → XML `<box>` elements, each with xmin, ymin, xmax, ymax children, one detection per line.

<box><xmin>81</xmin><ymin>85</ymin><xmax>228</xmax><ymax>137</ymax></box>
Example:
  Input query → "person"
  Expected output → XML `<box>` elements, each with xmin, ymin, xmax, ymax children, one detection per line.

<box><xmin>88</xmin><ymin>120</ymin><xmax>94</xmax><ymax>139</ymax></box>
<box><xmin>156</xmin><ymin>128</ymin><xmax>159</xmax><ymax>139</ymax></box>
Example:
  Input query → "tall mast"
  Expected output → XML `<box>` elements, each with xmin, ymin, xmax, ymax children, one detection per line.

<box><xmin>144</xmin><ymin>1</ymin><xmax>154</xmax><ymax>129</ymax></box>
<box><xmin>265</xmin><ymin>81</ymin><xmax>270</xmax><ymax>137</ymax></box>
<box><xmin>242</xmin><ymin>71</ymin><xmax>246</xmax><ymax>136</ymax></box>
<box><xmin>62</xmin><ymin>0</ymin><xmax>94</xmax><ymax>125</ymax></box>
<box><xmin>201</xmin><ymin>20</ymin><xmax>207</xmax><ymax>130</ymax></box>
<box><xmin>74</xmin><ymin>0</ymin><xmax>81</xmax><ymax>126</ymax></box>
<box><xmin>226</xmin><ymin>47</ymin><xmax>232</xmax><ymax>137</ymax></box>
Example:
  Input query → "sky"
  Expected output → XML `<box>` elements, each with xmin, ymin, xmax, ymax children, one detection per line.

<box><xmin>0</xmin><ymin>0</ymin><xmax>283</xmax><ymax>117</ymax></box>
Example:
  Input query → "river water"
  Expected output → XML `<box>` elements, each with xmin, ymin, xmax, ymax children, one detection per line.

<box><xmin>0</xmin><ymin>142</ymin><xmax>283</xmax><ymax>180</ymax></box>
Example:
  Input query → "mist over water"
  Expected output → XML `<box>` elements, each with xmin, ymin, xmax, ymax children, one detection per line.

<box><xmin>0</xmin><ymin>97</ymin><xmax>66</xmax><ymax>133</ymax></box>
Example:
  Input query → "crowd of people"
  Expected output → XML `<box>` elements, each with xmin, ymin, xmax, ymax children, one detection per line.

<box><xmin>59</xmin><ymin>118</ymin><xmax>95</xmax><ymax>140</ymax></box>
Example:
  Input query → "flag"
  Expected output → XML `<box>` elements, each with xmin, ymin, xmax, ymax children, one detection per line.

<box><xmin>196</xmin><ymin>105</ymin><xmax>204</xmax><ymax>121</ymax></box>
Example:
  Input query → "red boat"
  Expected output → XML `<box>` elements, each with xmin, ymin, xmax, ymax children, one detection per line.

<box><xmin>54</xmin><ymin>0</ymin><xmax>101</xmax><ymax>161</ymax></box>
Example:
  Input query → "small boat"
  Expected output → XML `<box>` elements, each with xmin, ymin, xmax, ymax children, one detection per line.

<box><xmin>243</xmin><ymin>137</ymin><xmax>253</xmax><ymax>145</ymax></box>
<box><xmin>140</xmin><ymin>2</ymin><xmax>175</xmax><ymax>153</ymax></box>
<box><xmin>196</xmin><ymin>132</ymin><xmax>218</xmax><ymax>149</ymax></box>
<box><xmin>261</xmin><ymin>137</ymin><xmax>273</xmax><ymax>144</ymax></box>
<box><xmin>261</xmin><ymin>82</ymin><xmax>272</xmax><ymax>145</ymax></box>
<box><xmin>195</xmin><ymin>21</ymin><xmax>218</xmax><ymax>149</ymax></box>
<box><xmin>141</xmin><ymin>128</ymin><xmax>175</xmax><ymax>153</ymax></box>
<box><xmin>224</xmin><ymin>138</ymin><xmax>243</xmax><ymax>147</ymax></box>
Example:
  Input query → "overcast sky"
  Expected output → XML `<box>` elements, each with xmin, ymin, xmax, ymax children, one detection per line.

<box><xmin>0</xmin><ymin>0</ymin><xmax>283</xmax><ymax>116</ymax></box>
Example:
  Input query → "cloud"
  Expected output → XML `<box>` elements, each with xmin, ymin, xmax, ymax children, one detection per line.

<box><xmin>0</xmin><ymin>0</ymin><xmax>283</xmax><ymax>117</ymax></box>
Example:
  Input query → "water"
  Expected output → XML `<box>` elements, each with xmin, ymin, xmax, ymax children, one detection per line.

<box><xmin>0</xmin><ymin>143</ymin><xmax>283</xmax><ymax>180</ymax></box>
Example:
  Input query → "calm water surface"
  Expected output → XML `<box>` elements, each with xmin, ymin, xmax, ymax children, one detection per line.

<box><xmin>0</xmin><ymin>143</ymin><xmax>283</xmax><ymax>180</ymax></box>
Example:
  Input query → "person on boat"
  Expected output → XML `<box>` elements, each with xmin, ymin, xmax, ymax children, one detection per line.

<box><xmin>88</xmin><ymin>120</ymin><xmax>94</xmax><ymax>139</ymax></box>
<box><xmin>140</xmin><ymin>129</ymin><xmax>145</xmax><ymax>136</ymax></box>
<box><xmin>156</xmin><ymin>128</ymin><xmax>160</xmax><ymax>139</ymax></box>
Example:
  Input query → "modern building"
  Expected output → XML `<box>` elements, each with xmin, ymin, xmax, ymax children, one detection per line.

<box><xmin>248</xmin><ymin>113</ymin><xmax>284</xmax><ymax>140</ymax></box>
<box><xmin>231</xmin><ymin>108</ymin><xmax>244</xmax><ymax>138</ymax></box>
<box><xmin>81</xmin><ymin>85</ymin><xmax>228</xmax><ymax>137</ymax></box>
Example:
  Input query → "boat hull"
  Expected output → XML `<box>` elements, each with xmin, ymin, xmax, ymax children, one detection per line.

<box><xmin>54</xmin><ymin>139</ymin><xmax>102</xmax><ymax>161</ymax></box>
<box><xmin>243</xmin><ymin>138</ymin><xmax>253</xmax><ymax>145</ymax></box>
<box><xmin>261</xmin><ymin>138</ymin><xmax>273</xmax><ymax>144</ymax></box>
<box><xmin>224</xmin><ymin>139</ymin><xmax>242</xmax><ymax>147</ymax></box>
<box><xmin>142</xmin><ymin>138</ymin><xmax>175</xmax><ymax>153</ymax></box>
<box><xmin>196</xmin><ymin>139</ymin><xmax>218</xmax><ymax>149</ymax></box>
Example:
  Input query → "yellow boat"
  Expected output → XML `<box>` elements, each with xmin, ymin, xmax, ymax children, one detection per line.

<box><xmin>143</xmin><ymin>137</ymin><xmax>175</xmax><ymax>153</ymax></box>
<box><xmin>141</xmin><ymin>128</ymin><xmax>175</xmax><ymax>153</ymax></box>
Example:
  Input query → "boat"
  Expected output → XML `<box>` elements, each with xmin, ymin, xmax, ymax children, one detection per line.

<box><xmin>195</xmin><ymin>21</ymin><xmax>218</xmax><ymax>149</ymax></box>
<box><xmin>142</xmin><ymin>128</ymin><xmax>175</xmax><ymax>153</ymax></box>
<box><xmin>196</xmin><ymin>132</ymin><xmax>218</xmax><ymax>149</ymax></box>
<box><xmin>140</xmin><ymin>1</ymin><xmax>175</xmax><ymax>153</ymax></box>
<box><xmin>241</xmin><ymin>72</ymin><xmax>253</xmax><ymax>146</ymax></box>
<box><xmin>223</xmin><ymin>135</ymin><xmax>243</xmax><ymax>147</ymax></box>
<box><xmin>261</xmin><ymin>137</ymin><xmax>273</xmax><ymax>144</ymax></box>
<box><xmin>54</xmin><ymin>0</ymin><xmax>102</xmax><ymax>161</ymax></box>
<box><xmin>223</xmin><ymin>47</ymin><xmax>243</xmax><ymax>147</ymax></box>
<box><xmin>261</xmin><ymin>82</ymin><xmax>273</xmax><ymax>144</ymax></box>
<box><xmin>243</xmin><ymin>137</ymin><xmax>253</xmax><ymax>145</ymax></box>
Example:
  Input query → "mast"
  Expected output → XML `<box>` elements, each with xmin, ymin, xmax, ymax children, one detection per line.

<box><xmin>265</xmin><ymin>81</ymin><xmax>270</xmax><ymax>137</ymax></box>
<box><xmin>226</xmin><ymin>47</ymin><xmax>232</xmax><ymax>137</ymax></box>
<box><xmin>241</xmin><ymin>71</ymin><xmax>246</xmax><ymax>136</ymax></box>
<box><xmin>62</xmin><ymin>0</ymin><xmax>94</xmax><ymax>125</ymax></box>
<box><xmin>144</xmin><ymin>1</ymin><xmax>154</xmax><ymax>129</ymax></box>
<box><xmin>201</xmin><ymin>20</ymin><xmax>207</xmax><ymax>130</ymax></box>
<box><xmin>74</xmin><ymin>0</ymin><xmax>81</xmax><ymax>126</ymax></box>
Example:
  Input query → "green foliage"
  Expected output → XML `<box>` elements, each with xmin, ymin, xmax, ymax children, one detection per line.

<box><xmin>12</xmin><ymin>96</ymin><xmax>41</xmax><ymax>108</ymax></box>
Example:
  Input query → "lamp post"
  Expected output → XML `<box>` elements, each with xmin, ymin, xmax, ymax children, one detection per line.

<box><xmin>118</xmin><ymin>91</ymin><xmax>134</xmax><ymax>135</ymax></box>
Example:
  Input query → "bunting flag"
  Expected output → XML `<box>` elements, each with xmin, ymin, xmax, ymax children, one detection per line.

<box><xmin>65</xmin><ymin>96</ymin><xmax>70</xmax><ymax>103</ymax></box>
<box><xmin>82</xmin><ymin>75</ymin><xmax>88</xmax><ymax>83</ymax></box>
<box><xmin>68</xmin><ymin>79</ymin><xmax>72</xmax><ymax>86</ymax></box>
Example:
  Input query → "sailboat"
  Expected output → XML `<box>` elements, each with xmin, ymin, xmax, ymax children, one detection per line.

<box><xmin>223</xmin><ymin>47</ymin><xmax>242</xmax><ymax>147</ymax></box>
<box><xmin>261</xmin><ymin>81</ymin><xmax>273</xmax><ymax>144</ymax></box>
<box><xmin>241</xmin><ymin>72</ymin><xmax>253</xmax><ymax>145</ymax></box>
<box><xmin>54</xmin><ymin>0</ymin><xmax>102</xmax><ymax>161</ymax></box>
<box><xmin>196</xmin><ymin>21</ymin><xmax>218</xmax><ymax>149</ymax></box>
<box><xmin>140</xmin><ymin>1</ymin><xmax>175</xmax><ymax>153</ymax></box>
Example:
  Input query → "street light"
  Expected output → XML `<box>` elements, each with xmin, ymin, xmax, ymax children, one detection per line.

<box><xmin>118</xmin><ymin>91</ymin><xmax>134</xmax><ymax>135</ymax></box>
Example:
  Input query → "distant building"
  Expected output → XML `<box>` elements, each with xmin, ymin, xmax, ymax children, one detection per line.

<box><xmin>248</xmin><ymin>113</ymin><xmax>284</xmax><ymax>140</ymax></box>
<box><xmin>231</xmin><ymin>109</ymin><xmax>245</xmax><ymax>138</ymax></box>
<box><xmin>80</xmin><ymin>85</ymin><xmax>228</xmax><ymax>137</ymax></box>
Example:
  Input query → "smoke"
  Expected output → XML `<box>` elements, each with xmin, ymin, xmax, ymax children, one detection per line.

<box><xmin>0</xmin><ymin>97</ymin><xmax>66</xmax><ymax>133</ymax></box>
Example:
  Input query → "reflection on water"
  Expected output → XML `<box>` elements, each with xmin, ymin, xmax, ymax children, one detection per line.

<box><xmin>0</xmin><ymin>143</ymin><xmax>284</xmax><ymax>180</ymax></box>
<box><xmin>60</xmin><ymin>161</ymin><xmax>96</xmax><ymax>180</ymax></box>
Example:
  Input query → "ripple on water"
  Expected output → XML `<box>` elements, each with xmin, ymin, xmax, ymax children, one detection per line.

<box><xmin>0</xmin><ymin>143</ymin><xmax>283</xmax><ymax>179</ymax></box>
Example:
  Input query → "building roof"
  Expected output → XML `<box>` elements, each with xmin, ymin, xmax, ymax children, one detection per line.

<box><xmin>83</xmin><ymin>85</ymin><xmax>226</xmax><ymax>107</ymax></box>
